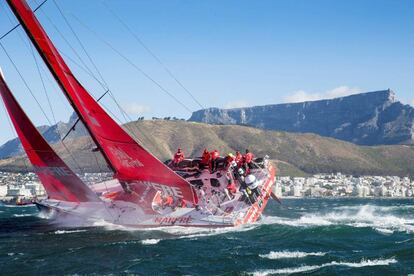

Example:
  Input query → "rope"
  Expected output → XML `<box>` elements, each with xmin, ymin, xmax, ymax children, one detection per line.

<box><xmin>0</xmin><ymin>43</ymin><xmax>53</xmax><ymax>126</ymax></box>
<box><xmin>102</xmin><ymin>1</ymin><xmax>205</xmax><ymax>110</ymax></box>
<box><xmin>52</xmin><ymin>0</ymin><xmax>109</xmax><ymax>90</ymax></box>
<box><xmin>70</xmin><ymin>13</ymin><xmax>193</xmax><ymax>113</ymax></box>
<box><xmin>0</xmin><ymin>0</ymin><xmax>48</xmax><ymax>41</ymax></box>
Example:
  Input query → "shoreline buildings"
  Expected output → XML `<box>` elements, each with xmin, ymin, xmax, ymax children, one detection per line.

<box><xmin>0</xmin><ymin>171</ymin><xmax>413</xmax><ymax>202</ymax></box>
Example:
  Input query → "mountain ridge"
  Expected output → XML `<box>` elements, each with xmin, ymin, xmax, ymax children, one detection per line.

<box><xmin>189</xmin><ymin>89</ymin><xmax>414</xmax><ymax>146</ymax></box>
<box><xmin>1</xmin><ymin>120</ymin><xmax>413</xmax><ymax>178</ymax></box>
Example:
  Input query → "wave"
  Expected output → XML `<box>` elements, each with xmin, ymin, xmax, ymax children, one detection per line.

<box><xmin>333</xmin><ymin>204</ymin><xmax>414</xmax><ymax>212</ymax></box>
<box><xmin>252</xmin><ymin>258</ymin><xmax>397</xmax><ymax>275</ymax></box>
<box><xmin>141</xmin><ymin>239</ymin><xmax>160</xmax><ymax>245</ymax></box>
<box><xmin>53</xmin><ymin>229</ymin><xmax>87</xmax><ymax>235</ymax></box>
<box><xmin>3</xmin><ymin>204</ymin><xmax>34</xmax><ymax>208</ymax></box>
<box><xmin>261</xmin><ymin>205</ymin><xmax>414</xmax><ymax>234</ymax></box>
<box><xmin>259</xmin><ymin>251</ymin><xmax>327</xmax><ymax>259</ymax></box>
<box><xmin>13</xmin><ymin>214</ymin><xmax>32</xmax><ymax>217</ymax></box>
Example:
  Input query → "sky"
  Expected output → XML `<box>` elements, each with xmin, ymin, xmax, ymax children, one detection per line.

<box><xmin>0</xmin><ymin>0</ymin><xmax>414</xmax><ymax>144</ymax></box>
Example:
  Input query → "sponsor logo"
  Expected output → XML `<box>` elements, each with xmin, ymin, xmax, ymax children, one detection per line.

<box><xmin>34</xmin><ymin>166</ymin><xmax>73</xmax><ymax>177</ymax></box>
<box><xmin>148</xmin><ymin>182</ymin><xmax>183</xmax><ymax>199</ymax></box>
<box><xmin>109</xmin><ymin>146</ymin><xmax>143</xmax><ymax>168</ymax></box>
<box><xmin>154</xmin><ymin>216</ymin><xmax>192</xmax><ymax>224</ymax></box>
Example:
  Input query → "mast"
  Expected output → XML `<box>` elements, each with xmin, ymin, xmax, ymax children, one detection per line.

<box><xmin>6</xmin><ymin>0</ymin><xmax>196</xmax><ymax>203</ymax></box>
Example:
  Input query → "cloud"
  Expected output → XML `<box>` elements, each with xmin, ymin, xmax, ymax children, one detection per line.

<box><xmin>122</xmin><ymin>102</ymin><xmax>151</xmax><ymax>115</ymax></box>
<box><xmin>224</xmin><ymin>100</ymin><xmax>249</xmax><ymax>109</ymax></box>
<box><xmin>283</xmin><ymin>86</ymin><xmax>361</xmax><ymax>103</ymax></box>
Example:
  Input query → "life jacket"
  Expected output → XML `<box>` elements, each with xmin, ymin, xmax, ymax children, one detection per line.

<box><xmin>174</xmin><ymin>151</ymin><xmax>184</xmax><ymax>163</ymax></box>
<box><xmin>211</xmin><ymin>150</ymin><xmax>220</xmax><ymax>160</ymax></box>
<box><xmin>244</xmin><ymin>152</ymin><xmax>254</xmax><ymax>163</ymax></box>
<box><xmin>201</xmin><ymin>150</ymin><xmax>210</xmax><ymax>164</ymax></box>
<box><xmin>163</xmin><ymin>195</ymin><xmax>174</xmax><ymax>206</ymax></box>
<box><xmin>235</xmin><ymin>152</ymin><xmax>243</xmax><ymax>166</ymax></box>
<box><xmin>227</xmin><ymin>182</ymin><xmax>237</xmax><ymax>194</ymax></box>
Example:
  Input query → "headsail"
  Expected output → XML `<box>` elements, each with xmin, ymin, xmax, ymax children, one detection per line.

<box><xmin>0</xmin><ymin>70</ymin><xmax>100</xmax><ymax>202</ymax></box>
<box><xmin>7</xmin><ymin>0</ymin><xmax>196</xmax><ymax>203</ymax></box>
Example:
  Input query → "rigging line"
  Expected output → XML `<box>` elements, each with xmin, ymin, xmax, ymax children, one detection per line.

<box><xmin>105</xmin><ymin>91</ymin><xmax>164</xmax><ymax>155</ymax></box>
<box><xmin>28</xmin><ymin>41</ymin><xmax>57</xmax><ymax>124</ymax></box>
<box><xmin>102</xmin><ymin>1</ymin><xmax>205</xmax><ymax>110</ymax></box>
<box><xmin>0</xmin><ymin>43</ymin><xmax>53</xmax><ymax>126</ymax></box>
<box><xmin>7</xmin><ymin>20</ymin><xmax>85</xmax><ymax>174</ymax></box>
<box><xmin>60</xmin><ymin>50</ymin><xmax>108</xmax><ymax>92</ymax></box>
<box><xmin>70</xmin><ymin>14</ymin><xmax>193</xmax><ymax>113</ymax></box>
<box><xmin>105</xmin><ymin>91</ymin><xmax>143</xmax><ymax>138</ymax></box>
<box><xmin>52</xmin><ymin>0</ymin><xmax>148</xmax><ymax>135</ymax></box>
<box><xmin>0</xmin><ymin>0</ymin><xmax>48</xmax><ymax>41</ymax></box>
<box><xmin>52</xmin><ymin>0</ymin><xmax>109</xmax><ymax>89</ymax></box>
<box><xmin>0</xmin><ymin>0</ymin><xmax>56</xmax><ymax>124</ymax></box>
<box><xmin>33</xmin><ymin>2</ymin><xmax>99</xmax><ymax>85</ymax></box>
<box><xmin>33</xmin><ymin>59</ymin><xmax>93</xmax><ymax>174</ymax></box>
<box><xmin>106</xmin><ymin>90</ymin><xmax>167</xmax><ymax>158</ymax></box>
<box><xmin>61</xmin><ymin>89</ymin><xmax>109</xmax><ymax>141</ymax></box>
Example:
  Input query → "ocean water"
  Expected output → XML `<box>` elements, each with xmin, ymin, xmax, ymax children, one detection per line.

<box><xmin>0</xmin><ymin>198</ymin><xmax>413</xmax><ymax>275</ymax></box>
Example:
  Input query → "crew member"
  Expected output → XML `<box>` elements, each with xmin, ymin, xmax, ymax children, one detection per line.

<box><xmin>245</xmin><ymin>174</ymin><xmax>261</xmax><ymax>203</ymax></box>
<box><xmin>200</xmin><ymin>148</ymin><xmax>210</xmax><ymax>169</ymax></box>
<box><xmin>243</xmin><ymin>149</ymin><xmax>254</xmax><ymax>174</ymax></box>
<box><xmin>162</xmin><ymin>194</ymin><xmax>174</xmax><ymax>209</ymax></box>
<box><xmin>173</xmin><ymin>148</ymin><xmax>185</xmax><ymax>166</ymax></box>
<box><xmin>210</xmin><ymin>149</ymin><xmax>220</xmax><ymax>172</ymax></box>
<box><xmin>225</xmin><ymin>153</ymin><xmax>235</xmax><ymax>169</ymax></box>
<box><xmin>235</xmin><ymin>151</ymin><xmax>243</xmax><ymax>167</ymax></box>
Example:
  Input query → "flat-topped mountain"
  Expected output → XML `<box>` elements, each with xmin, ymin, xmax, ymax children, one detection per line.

<box><xmin>189</xmin><ymin>90</ymin><xmax>414</xmax><ymax>146</ymax></box>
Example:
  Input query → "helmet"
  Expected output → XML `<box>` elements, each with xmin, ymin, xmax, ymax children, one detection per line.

<box><xmin>245</xmin><ymin>174</ymin><xmax>256</xmax><ymax>185</ymax></box>
<box><xmin>245</xmin><ymin>174</ymin><xmax>258</xmax><ymax>189</ymax></box>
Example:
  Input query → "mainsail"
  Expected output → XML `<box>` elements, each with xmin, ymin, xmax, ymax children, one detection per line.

<box><xmin>7</xmin><ymin>0</ymin><xmax>196</xmax><ymax>203</ymax></box>
<box><xmin>0</xmin><ymin>70</ymin><xmax>100</xmax><ymax>202</ymax></box>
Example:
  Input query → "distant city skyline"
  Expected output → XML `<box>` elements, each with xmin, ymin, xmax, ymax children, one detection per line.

<box><xmin>0</xmin><ymin>0</ymin><xmax>413</xmax><ymax>144</ymax></box>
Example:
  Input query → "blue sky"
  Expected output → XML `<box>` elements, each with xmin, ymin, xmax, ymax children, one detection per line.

<box><xmin>0</xmin><ymin>0</ymin><xmax>413</xmax><ymax>144</ymax></box>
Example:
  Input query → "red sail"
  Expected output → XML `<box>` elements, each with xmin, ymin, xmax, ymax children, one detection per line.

<box><xmin>7</xmin><ymin>0</ymin><xmax>196</xmax><ymax>203</ymax></box>
<box><xmin>0</xmin><ymin>71</ymin><xmax>100</xmax><ymax>202</ymax></box>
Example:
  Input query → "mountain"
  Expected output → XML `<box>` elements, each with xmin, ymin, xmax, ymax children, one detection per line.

<box><xmin>1</xmin><ymin>121</ymin><xmax>414</xmax><ymax>177</ymax></box>
<box><xmin>0</xmin><ymin>113</ymin><xmax>87</xmax><ymax>159</ymax></box>
<box><xmin>189</xmin><ymin>90</ymin><xmax>414</xmax><ymax>146</ymax></box>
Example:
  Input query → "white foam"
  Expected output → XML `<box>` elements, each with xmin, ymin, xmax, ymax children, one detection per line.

<box><xmin>3</xmin><ymin>204</ymin><xmax>33</xmax><ymax>208</ymax></box>
<box><xmin>261</xmin><ymin>205</ymin><xmax>414</xmax><ymax>234</ymax></box>
<box><xmin>374</xmin><ymin>228</ymin><xmax>394</xmax><ymax>235</ymax></box>
<box><xmin>141</xmin><ymin>239</ymin><xmax>160</xmax><ymax>245</ymax></box>
<box><xmin>92</xmin><ymin>219</ymin><xmax>258</xmax><ymax>240</ymax></box>
<box><xmin>252</xmin><ymin>258</ymin><xmax>397</xmax><ymax>275</ymax></box>
<box><xmin>53</xmin><ymin>229</ymin><xmax>87</xmax><ymax>235</ymax></box>
<box><xmin>13</xmin><ymin>214</ymin><xmax>32</xmax><ymax>217</ymax></box>
<box><xmin>259</xmin><ymin>250</ymin><xmax>326</xmax><ymax>259</ymax></box>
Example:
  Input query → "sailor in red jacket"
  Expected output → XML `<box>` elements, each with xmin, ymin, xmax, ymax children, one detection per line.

<box><xmin>210</xmin><ymin>149</ymin><xmax>220</xmax><ymax>172</ymax></box>
<box><xmin>200</xmin><ymin>148</ymin><xmax>210</xmax><ymax>169</ymax></box>
<box><xmin>235</xmin><ymin>151</ymin><xmax>243</xmax><ymax>167</ymax></box>
<box><xmin>243</xmin><ymin>149</ymin><xmax>254</xmax><ymax>174</ymax></box>
<box><xmin>173</xmin><ymin>148</ymin><xmax>185</xmax><ymax>166</ymax></box>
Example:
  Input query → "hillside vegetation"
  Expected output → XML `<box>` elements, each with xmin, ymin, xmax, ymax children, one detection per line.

<box><xmin>1</xmin><ymin>120</ymin><xmax>414</xmax><ymax>177</ymax></box>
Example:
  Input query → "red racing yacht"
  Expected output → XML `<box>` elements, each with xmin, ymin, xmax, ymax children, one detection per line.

<box><xmin>1</xmin><ymin>0</ymin><xmax>278</xmax><ymax>227</ymax></box>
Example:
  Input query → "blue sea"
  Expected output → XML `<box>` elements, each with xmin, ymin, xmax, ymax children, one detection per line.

<box><xmin>0</xmin><ymin>198</ymin><xmax>413</xmax><ymax>275</ymax></box>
